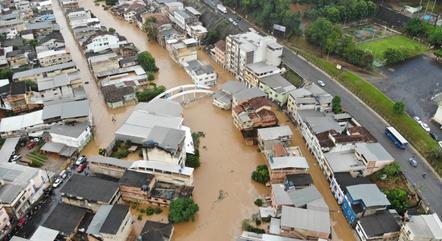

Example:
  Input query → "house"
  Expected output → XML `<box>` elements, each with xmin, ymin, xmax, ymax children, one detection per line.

<box><xmin>243</xmin><ymin>62</ymin><xmax>281</xmax><ymax>88</ymax></box>
<box><xmin>86</xmin><ymin>204</ymin><xmax>133</xmax><ymax>241</ymax></box>
<box><xmin>115</xmin><ymin>99</ymin><xmax>192</xmax><ymax>166</ymax></box>
<box><xmin>183</xmin><ymin>59</ymin><xmax>217</xmax><ymax>87</ymax></box>
<box><xmin>41</xmin><ymin>99</ymin><xmax>92</xmax><ymax>124</ymax></box>
<box><xmin>95</xmin><ymin>65</ymin><xmax>147</xmax><ymax>88</ymax></box>
<box><xmin>259</xmin><ymin>74</ymin><xmax>296</xmax><ymax>106</ymax></box>
<box><xmin>355</xmin><ymin>210</ymin><xmax>401</xmax><ymax>241</ymax></box>
<box><xmin>225</xmin><ymin>31</ymin><xmax>283</xmax><ymax>80</ymax></box>
<box><xmin>82</xmin><ymin>31</ymin><xmax>127</xmax><ymax>53</ymax></box>
<box><xmin>0</xmin><ymin>206</ymin><xmax>11</xmax><ymax>239</ymax></box>
<box><xmin>42</xmin><ymin>203</ymin><xmax>88</xmax><ymax>239</ymax></box>
<box><xmin>60</xmin><ymin>0</ymin><xmax>79</xmax><ymax>9</ymax></box>
<box><xmin>0</xmin><ymin>163</ymin><xmax>51</xmax><ymax>219</ymax></box>
<box><xmin>284</xmin><ymin>173</ymin><xmax>313</xmax><ymax>190</ymax></box>
<box><xmin>129</xmin><ymin>160</ymin><xmax>194</xmax><ymax>186</ymax></box>
<box><xmin>40</xmin><ymin>123</ymin><xmax>92</xmax><ymax>157</ymax></box>
<box><xmin>166</xmin><ymin>38</ymin><xmax>198</xmax><ymax>65</ymax></box>
<box><xmin>0</xmin><ymin>110</ymin><xmax>44</xmax><ymax>137</ymax></box>
<box><xmin>212</xmin><ymin>80</ymin><xmax>246</xmax><ymax>110</ymax></box>
<box><xmin>432</xmin><ymin>93</ymin><xmax>442</xmax><ymax>127</ymax></box>
<box><xmin>37</xmin><ymin>48</ymin><xmax>71</xmax><ymax>67</ymax></box>
<box><xmin>316</xmin><ymin>126</ymin><xmax>376</xmax><ymax>152</ymax></box>
<box><xmin>170</xmin><ymin>9</ymin><xmax>198</xmax><ymax>31</ymax></box>
<box><xmin>399</xmin><ymin>213</ymin><xmax>442</xmax><ymax>241</ymax></box>
<box><xmin>87</xmin><ymin>52</ymin><xmax>120</xmax><ymax>74</ymax></box>
<box><xmin>271</xmin><ymin>185</ymin><xmax>325</xmax><ymax>210</ymax></box>
<box><xmin>232</xmin><ymin>96</ymin><xmax>277</xmax><ymax>132</ymax></box>
<box><xmin>211</xmin><ymin>40</ymin><xmax>226</xmax><ymax>67</ymax></box>
<box><xmin>101</xmin><ymin>84</ymin><xmax>136</xmax><ymax>109</ymax></box>
<box><xmin>11</xmin><ymin>226</ymin><xmax>59</xmax><ymax>241</ymax></box>
<box><xmin>60</xmin><ymin>174</ymin><xmax>120</xmax><ymax>212</ymax></box>
<box><xmin>37</xmin><ymin>31</ymin><xmax>65</xmax><ymax>50</ymax></box>
<box><xmin>186</xmin><ymin>23</ymin><xmax>207</xmax><ymax>41</ymax></box>
<box><xmin>119</xmin><ymin>170</ymin><xmax>193</xmax><ymax>207</ymax></box>
<box><xmin>237</xmin><ymin>231</ymin><xmax>302</xmax><ymax>241</ymax></box>
<box><xmin>12</xmin><ymin>61</ymin><xmax>77</xmax><ymax>81</ymax></box>
<box><xmin>157</xmin><ymin>24</ymin><xmax>186</xmax><ymax>47</ymax></box>
<box><xmin>232</xmin><ymin>87</ymin><xmax>266</xmax><ymax>107</ymax></box>
<box><xmin>35</xmin><ymin>71</ymin><xmax>84</xmax><ymax>103</ymax></box>
<box><xmin>119</xmin><ymin>55</ymin><xmax>138</xmax><ymax>68</ymax></box>
<box><xmin>287</xmin><ymin>83</ymin><xmax>333</xmax><ymax>114</ymax></box>
<box><xmin>277</xmin><ymin>206</ymin><xmax>331</xmax><ymax>240</ymax></box>
<box><xmin>88</xmin><ymin>155</ymin><xmax>132</xmax><ymax>179</ymax></box>
<box><xmin>0</xmin><ymin>81</ymin><xmax>34</xmax><ymax>113</ymax></box>
<box><xmin>6</xmin><ymin>49</ymin><xmax>28</xmax><ymax>68</ymax></box>
<box><xmin>331</xmin><ymin>173</ymin><xmax>372</xmax><ymax>204</ymax></box>
<box><xmin>268</xmin><ymin>155</ymin><xmax>309</xmax><ymax>183</ymax></box>
<box><xmin>342</xmin><ymin>184</ymin><xmax>391</xmax><ymax>224</ymax></box>
<box><xmin>138</xmin><ymin>221</ymin><xmax>174</xmax><ymax>241</ymax></box>
<box><xmin>257</xmin><ymin>125</ymin><xmax>293</xmax><ymax>152</ymax></box>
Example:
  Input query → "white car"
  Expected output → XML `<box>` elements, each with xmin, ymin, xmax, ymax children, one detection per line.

<box><xmin>232</xmin><ymin>21</ymin><xmax>238</xmax><ymax>26</ymax></box>
<box><xmin>438</xmin><ymin>141</ymin><xmax>442</xmax><ymax>148</ymax></box>
<box><xmin>413</xmin><ymin>116</ymin><xmax>420</xmax><ymax>122</ymax></box>
<box><xmin>228</xmin><ymin>17</ymin><xmax>233</xmax><ymax>23</ymax></box>
<box><xmin>52</xmin><ymin>178</ymin><xmax>62</xmax><ymax>188</ymax></box>
<box><xmin>317</xmin><ymin>80</ymin><xmax>326</xmax><ymax>87</ymax></box>
<box><xmin>420</xmin><ymin>122</ymin><xmax>431</xmax><ymax>132</ymax></box>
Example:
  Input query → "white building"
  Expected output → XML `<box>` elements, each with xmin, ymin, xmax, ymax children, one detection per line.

<box><xmin>183</xmin><ymin>59</ymin><xmax>217</xmax><ymax>87</ymax></box>
<box><xmin>82</xmin><ymin>32</ymin><xmax>127</xmax><ymax>53</ymax></box>
<box><xmin>36</xmin><ymin>71</ymin><xmax>83</xmax><ymax>103</ymax></box>
<box><xmin>225</xmin><ymin>31</ymin><xmax>283</xmax><ymax>80</ymax></box>
<box><xmin>287</xmin><ymin>83</ymin><xmax>333</xmax><ymax>114</ymax></box>
<box><xmin>399</xmin><ymin>213</ymin><xmax>442</xmax><ymax>241</ymax></box>
<box><xmin>37</xmin><ymin>48</ymin><xmax>72</xmax><ymax>67</ymax></box>
<box><xmin>130</xmin><ymin>160</ymin><xmax>194</xmax><ymax>186</ymax></box>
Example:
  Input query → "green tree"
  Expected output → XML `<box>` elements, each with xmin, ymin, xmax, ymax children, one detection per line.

<box><xmin>406</xmin><ymin>18</ymin><xmax>428</xmax><ymax>37</ymax></box>
<box><xmin>203</xmin><ymin>30</ymin><xmax>220</xmax><ymax>45</ymax></box>
<box><xmin>428</xmin><ymin>28</ymin><xmax>442</xmax><ymax>48</ymax></box>
<box><xmin>385</xmin><ymin>188</ymin><xmax>409</xmax><ymax>215</ymax></box>
<box><xmin>254</xmin><ymin>199</ymin><xmax>263</xmax><ymax>207</ymax></box>
<box><xmin>381</xmin><ymin>162</ymin><xmax>401</xmax><ymax>176</ymax></box>
<box><xmin>393</xmin><ymin>101</ymin><xmax>405</xmax><ymax>115</ymax></box>
<box><xmin>148</xmin><ymin>72</ymin><xmax>155</xmax><ymax>81</ymax></box>
<box><xmin>143</xmin><ymin>18</ymin><xmax>159</xmax><ymax>42</ymax></box>
<box><xmin>305</xmin><ymin>18</ymin><xmax>336</xmax><ymax>52</ymax></box>
<box><xmin>25</xmin><ymin>80</ymin><xmax>38</xmax><ymax>91</ymax></box>
<box><xmin>332</xmin><ymin>96</ymin><xmax>342</xmax><ymax>113</ymax></box>
<box><xmin>168</xmin><ymin>197</ymin><xmax>199</xmax><ymax>223</ymax></box>
<box><xmin>105</xmin><ymin>0</ymin><xmax>117</xmax><ymax>5</ymax></box>
<box><xmin>136</xmin><ymin>85</ymin><xmax>166</xmax><ymax>102</ymax></box>
<box><xmin>185</xmin><ymin>153</ymin><xmax>200</xmax><ymax>168</ymax></box>
<box><xmin>137</xmin><ymin>51</ymin><xmax>159</xmax><ymax>73</ymax></box>
<box><xmin>251</xmin><ymin>165</ymin><xmax>270</xmax><ymax>184</ymax></box>
<box><xmin>109</xmin><ymin>27</ymin><xmax>116</xmax><ymax>33</ymax></box>
<box><xmin>0</xmin><ymin>68</ymin><xmax>13</xmax><ymax>80</ymax></box>
<box><xmin>384</xmin><ymin>48</ymin><xmax>405</xmax><ymax>65</ymax></box>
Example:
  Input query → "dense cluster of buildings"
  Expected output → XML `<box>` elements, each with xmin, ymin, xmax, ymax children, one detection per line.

<box><xmin>210</xmin><ymin>29</ymin><xmax>442</xmax><ymax>241</ymax></box>
<box><xmin>111</xmin><ymin>0</ymin><xmax>218</xmax><ymax>88</ymax></box>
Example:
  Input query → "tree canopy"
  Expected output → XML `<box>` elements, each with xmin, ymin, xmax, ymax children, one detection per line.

<box><xmin>137</xmin><ymin>51</ymin><xmax>159</xmax><ymax>73</ymax></box>
<box><xmin>251</xmin><ymin>165</ymin><xmax>270</xmax><ymax>184</ymax></box>
<box><xmin>168</xmin><ymin>197</ymin><xmax>199</xmax><ymax>223</ymax></box>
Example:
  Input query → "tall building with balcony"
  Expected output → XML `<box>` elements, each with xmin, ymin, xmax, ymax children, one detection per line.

<box><xmin>225</xmin><ymin>32</ymin><xmax>283</xmax><ymax>81</ymax></box>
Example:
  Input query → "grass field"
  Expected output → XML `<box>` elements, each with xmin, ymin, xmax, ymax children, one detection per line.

<box><xmin>289</xmin><ymin>46</ymin><xmax>441</xmax><ymax>176</ymax></box>
<box><xmin>358</xmin><ymin>35</ymin><xmax>428</xmax><ymax>61</ymax></box>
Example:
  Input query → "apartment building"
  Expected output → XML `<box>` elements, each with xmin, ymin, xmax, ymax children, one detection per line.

<box><xmin>287</xmin><ymin>82</ymin><xmax>333</xmax><ymax>114</ymax></box>
<box><xmin>243</xmin><ymin>62</ymin><xmax>281</xmax><ymax>88</ymax></box>
<box><xmin>183</xmin><ymin>59</ymin><xmax>217</xmax><ymax>87</ymax></box>
<box><xmin>225</xmin><ymin>31</ymin><xmax>283</xmax><ymax>80</ymax></box>
<box><xmin>258</xmin><ymin>73</ymin><xmax>296</xmax><ymax>106</ymax></box>
<box><xmin>37</xmin><ymin>48</ymin><xmax>71</xmax><ymax>67</ymax></box>
<box><xmin>211</xmin><ymin>40</ymin><xmax>226</xmax><ymax>67</ymax></box>
<box><xmin>399</xmin><ymin>213</ymin><xmax>442</xmax><ymax>241</ymax></box>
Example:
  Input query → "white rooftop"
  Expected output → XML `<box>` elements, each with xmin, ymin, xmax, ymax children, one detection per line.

<box><xmin>130</xmin><ymin>160</ymin><xmax>194</xmax><ymax>176</ymax></box>
<box><xmin>280</xmin><ymin>206</ymin><xmax>330</xmax><ymax>234</ymax></box>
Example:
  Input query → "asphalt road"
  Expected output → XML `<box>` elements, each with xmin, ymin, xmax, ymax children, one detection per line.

<box><xmin>201</xmin><ymin>0</ymin><xmax>442</xmax><ymax>217</ymax></box>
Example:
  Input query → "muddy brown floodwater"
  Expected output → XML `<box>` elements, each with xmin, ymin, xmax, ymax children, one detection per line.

<box><xmin>54</xmin><ymin>1</ymin><xmax>355</xmax><ymax>240</ymax></box>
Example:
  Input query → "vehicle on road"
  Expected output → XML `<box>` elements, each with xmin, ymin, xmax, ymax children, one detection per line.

<box><xmin>9</xmin><ymin>154</ymin><xmax>21</xmax><ymax>162</ymax></box>
<box><xmin>52</xmin><ymin>178</ymin><xmax>62</xmax><ymax>188</ymax></box>
<box><xmin>59</xmin><ymin>170</ymin><xmax>68</xmax><ymax>179</ymax></box>
<box><xmin>409</xmin><ymin>158</ymin><xmax>418</xmax><ymax>167</ymax></box>
<box><xmin>413</xmin><ymin>116</ymin><xmax>421</xmax><ymax>122</ymax></box>
<box><xmin>420</xmin><ymin>122</ymin><xmax>431</xmax><ymax>132</ymax></box>
<box><xmin>26</xmin><ymin>141</ymin><xmax>37</xmax><ymax>150</ymax></box>
<box><xmin>228</xmin><ymin>17</ymin><xmax>233</xmax><ymax>23</ymax></box>
<box><xmin>438</xmin><ymin>141</ymin><xmax>442</xmax><ymax>148</ymax></box>
<box><xmin>232</xmin><ymin>21</ymin><xmax>238</xmax><ymax>26</ymax></box>
<box><xmin>217</xmin><ymin>4</ymin><xmax>227</xmax><ymax>14</ymax></box>
<box><xmin>430</xmin><ymin>132</ymin><xmax>439</xmax><ymax>141</ymax></box>
<box><xmin>75</xmin><ymin>155</ymin><xmax>87</xmax><ymax>166</ymax></box>
<box><xmin>76</xmin><ymin>162</ymin><xmax>87</xmax><ymax>173</ymax></box>
<box><xmin>385</xmin><ymin>126</ymin><xmax>408</xmax><ymax>149</ymax></box>
<box><xmin>317</xmin><ymin>80</ymin><xmax>325</xmax><ymax>87</ymax></box>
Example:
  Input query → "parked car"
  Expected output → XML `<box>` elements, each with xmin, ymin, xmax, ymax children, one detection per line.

<box><xmin>59</xmin><ymin>170</ymin><xmax>68</xmax><ymax>179</ymax></box>
<box><xmin>439</xmin><ymin>141</ymin><xmax>442</xmax><ymax>148</ymax></box>
<box><xmin>228</xmin><ymin>17</ymin><xmax>233</xmax><ymax>23</ymax></box>
<box><xmin>232</xmin><ymin>21</ymin><xmax>238</xmax><ymax>26</ymax></box>
<box><xmin>26</xmin><ymin>141</ymin><xmax>37</xmax><ymax>150</ymax></box>
<box><xmin>317</xmin><ymin>80</ymin><xmax>326</xmax><ymax>87</ymax></box>
<box><xmin>9</xmin><ymin>154</ymin><xmax>21</xmax><ymax>162</ymax></box>
<box><xmin>430</xmin><ymin>132</ymin><xmax>439</xmax><ymax>141</ymax></box>
<box><xmin>409</xmin><ymin>157</ymin><xmax>418</xmax><ymax>167</ymax></box>
<box><xmin>75</xmin><ymin>155</ymin><xmax>87</xmax><ymax>166</ymax></box>
<box><xmin>52</xmin><ymin>178</ymin><xmax>63</xmax><ymax>188</ymax></box>
<box><xmin>420</xmin><ymin>122</ymin><xmax>431</xmax><ymax>132</ymax></box>
<box><xmin>413</xmin><ymin>116</ymin><xmax>420</xmax><ymax>122</ymax></box>
<box><xmin>76</xmin><ymin>162</ymin><xmax>87</xmax><ymax>173</ymax></box>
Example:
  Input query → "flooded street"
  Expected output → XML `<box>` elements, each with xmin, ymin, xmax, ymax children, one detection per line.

<box><xmin>52</xmin><ymin>1</ymin><xmax>355</xmax><ymax>240</ymax></box>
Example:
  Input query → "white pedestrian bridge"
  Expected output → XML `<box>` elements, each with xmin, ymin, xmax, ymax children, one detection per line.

<box><xmin>153</xmin><ymin>84</ymin><xmax>214</xmax><ymax>105</ymax></box>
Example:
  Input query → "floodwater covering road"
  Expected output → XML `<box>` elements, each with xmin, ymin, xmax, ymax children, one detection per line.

<box><xmin>53</xmin><ymin>0</ymin><xmax>356</xmax><ymax>240</ymax></box>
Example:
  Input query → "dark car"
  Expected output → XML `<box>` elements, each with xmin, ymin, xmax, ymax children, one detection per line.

<box><xmin>429</xmin><ymin>132</ymin><xmax>439</xmax><ymax>141</ymax></box>
<box><xmin>76</xmin><ymin>162</ymin><xmax>87</xmax><ymax>173</ymax></box>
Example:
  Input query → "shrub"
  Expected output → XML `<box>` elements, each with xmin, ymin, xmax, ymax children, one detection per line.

<box><xmin>168</xmin><ymin>198</ymin><xmax>199</xmax><ymax>223</ymax></box>
<box><xmin>251</xmin><ymin>165</ymin><xmax>270</xmax><ymax>184</ymax></box>
<box><xmin>154</xmin><ymin>207</ymin><xmax>162</xmax><ymax>214</ymax></box>
<box><xmin>185</xmin><ymin>153</ymin><xmax>200</xmax><ymax>168</ymax></box>
<box><xmin>255</xmin><ymin>219</ymin><xmax>261</xmax><ymax>226</ymax></box>
<box><xmin>145</xmin><ymin>207</ymin><xmax>154</xmax><ymax>215</ymax></box>
<box><xmin>254</xmin><ymin>199</ymin><xmax>263</xmax><ymax>207</ymax></box>
<box><xmin>148</xmin><ymin>72</ymin><xmax>155</xmax><ymax>81</ymax></box>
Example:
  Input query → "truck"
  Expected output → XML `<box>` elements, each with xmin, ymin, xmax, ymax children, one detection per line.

<box><xmin>217</xmin><ymin>4</ymin><xmax>227</xmax><ymax>14</ymax></box>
